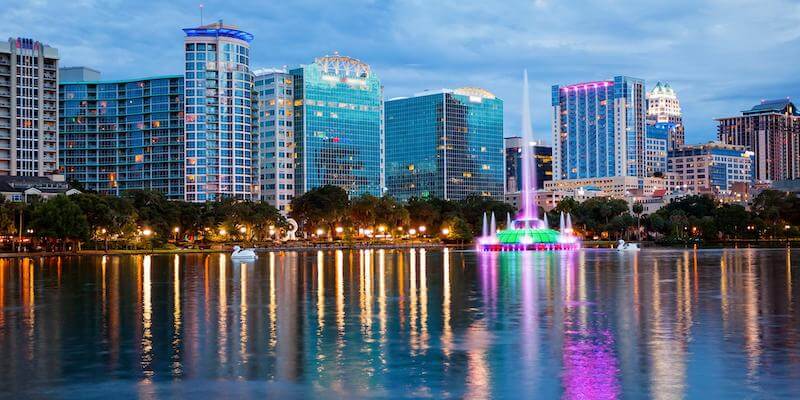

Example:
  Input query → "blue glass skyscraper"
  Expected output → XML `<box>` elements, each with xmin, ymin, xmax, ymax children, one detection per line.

<box><xmin>183</xmin><ymin>21</ymin><xmax>254</xmax><ymax>202</ymax></box>
<box><xmin>290</xmin><ymin>54</ymin><xmax>383</xmax><ymax>197</ymax></box>
<box><xmin>551</xmin><ymin>76</ymin><xmax>646</xmax><ymax>180</ymax></box>
<box><xmin>385</xmin><ymin>88</ymin><xmax>504</xmax><ymax>201</ymax></box>
<box><xmin>59</xmin><ymin>70</ymin><xmax>185</xmax><ymax>199</ymax></box>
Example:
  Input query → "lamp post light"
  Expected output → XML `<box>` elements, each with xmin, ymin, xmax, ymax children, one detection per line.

<box><xmin>441</xmin><ymin>228</ymin><xmax>450</xmax><ymax>236</ymax></box>
<box><xmin>100</xmin><ymin>228</ymin><xmax>108</xmax><ymax>252</ymax></box>
<box><xmin>142</xmin><ymin>228</ymin><xmax>153</xmax><ymax>252</ymax></box>
<box><xmin>173</xmin><ymin>227</ymin><xmax>180</xmax><ymax>242</ymax></box>
<box><xmin>786</xmin><ymin>224</ymin><xmax>791</xmax><ymax>245</ymax></box>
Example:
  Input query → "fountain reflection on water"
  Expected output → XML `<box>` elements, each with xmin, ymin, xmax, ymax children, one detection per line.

<box><xmin>478</xmin><ymin>70</ymin><xmax>579</xmax><ymax>251</ymax></box>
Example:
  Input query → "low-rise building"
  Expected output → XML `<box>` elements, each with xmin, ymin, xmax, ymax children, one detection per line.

<box><xmin>667</xmin><ymin>141</ymin><xmax>752</xmax><ymax>201</ymax></box>
<box><xmin>544</xmin><ymin>175</ymin><xmax>669</xmax><ymax>199</ymax></box>
<box><xmin>0</xmin><ymin>175</ymin><xmax>79</xmax><ymax>202</ymax></box>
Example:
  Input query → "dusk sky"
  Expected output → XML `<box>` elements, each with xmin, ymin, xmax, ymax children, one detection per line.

<box><xmin>4</xmin><ymin>0</ymin><xmax>799</xmax><ymax>143</ymax></box>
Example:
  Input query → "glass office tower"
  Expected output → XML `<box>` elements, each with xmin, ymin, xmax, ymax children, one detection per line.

<box><xmin>290</xmin><ymin>54</ymin><xmax>383</xmax><ymax>197</ymax></box>
<box><xmin>385</xmin><ymin>88</ymin><xmax>504</xmax><ymax>201</ymax></box>
<box><xmin>183</xmin><ymin>22</ymin><xmax>253</xmax><ymax>202</ymax></box>
<box><xmin>253</xmin><ymin>69</ymin><xmax>295</xmax><ymax>213</ymax></box>
<box><xmin>551</xmin><ymin>76</ymin><xmax>646</xmax><ymax>180</ymax></box>
<box><xmin>504</xmin><ymin>136</ymin><xmax>552</xmax><ymax>192</ymax></box>
<box><xmin>59</xmin><ymin>72</ymin><xmax>185</xmax><ymax>199</ymax></box>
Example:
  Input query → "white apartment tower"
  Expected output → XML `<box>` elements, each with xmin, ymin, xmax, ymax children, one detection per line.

<box><xmin>0</xmin><ymin>38</ymin><xmax>59</xmax><ymax>176</ymax></box>
<box><xmin>182</xmin><ymin>22</ymin><xmax>254</xmax><ymax>202</ymax></box>
<box><xmin>253</xmin><ymin>69</ymin><xmax>295</xmax><ymax>214</ymax></box>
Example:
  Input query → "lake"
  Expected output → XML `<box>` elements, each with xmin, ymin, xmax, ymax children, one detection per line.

<box><xmin>0</xmin><ymin>248</ymin><xmax>798</xmax><ymax>399</ymax></box>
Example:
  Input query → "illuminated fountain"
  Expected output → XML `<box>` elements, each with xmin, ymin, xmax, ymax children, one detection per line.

<box><xmin>478</xmin><ymin>71</ymin><xmax>580</xmax><ymax>251</ymax></box>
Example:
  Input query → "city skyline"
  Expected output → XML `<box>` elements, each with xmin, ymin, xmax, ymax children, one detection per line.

<box><xmin>3</xmin><ymin>0</ymin><xmax>798</xmax><ymax>144</ymax></box>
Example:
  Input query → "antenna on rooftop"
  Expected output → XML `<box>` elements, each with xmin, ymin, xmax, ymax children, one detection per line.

<box><xmin>199</xmin><ymin>4</ymin><xmax>204</xmax><ymax>25</ymax></box>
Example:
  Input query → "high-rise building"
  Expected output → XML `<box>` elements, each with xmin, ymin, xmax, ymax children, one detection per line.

<box><xmin>182</xmin><ymin>21</ymin><xmax>254</xmax><ymax>202</ymax></box>
<box><xmin>644</xmin><ymin>123</ymin><xmax>670</xmax><ymax>176</ymax></box>
<box><xmin>668</xmin><ymin>141</ymin><xmax>752</xmax><ymax>197</ymax></box>
<box><xmin>551</xmin><ymin>76</ymin><xmax>646</xmax><ymax>180</ymax></box>
<box><xmin>504</xmin><ymin>136</ymin><xmax>552</xmax><ymax>192</ymax></box>
<box><xmin>59</xmin><ymin>69</ymin><xmax>185</xmax><ymax>199</ymax></box>
<box><xmin>717</xmin><ymin>99</ymin><xmax>800</xmax><ymax>183</ymax></box>
<box><xmin>0</xmin><ymin>38</ymin><xmax>59</xmax><ymax>176</ymax></box>
<box><xmin>290</xmin><ymin>54</ymin><xmax>383</xmax><ymax>197</ymax></box>
<box><xmin>385</xmin><ymin>88</ymin><xmax>504</xmax><ymax>201</ymax></box>
<box><xmin>253</xmin><ymin>69</ymin><xmax>295</xmax><ymax>213</ymax></box>
<box><xmin>646</xmin><ymin>81</ymin><xmax>684</xmax><ymax>149</ymax></box>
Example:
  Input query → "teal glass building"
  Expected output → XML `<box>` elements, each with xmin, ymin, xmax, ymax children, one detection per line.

<box><xmin>385</xmin><ymin>88</ymin><xmax>504</xmax><ymax>201</ymax></box>
<box><xmin>290</xmin><ymin>54</ymin><xmax>383</xmax><ymax>197</ymax></box>
<box><xmin>59</xmin><ymin>73</ymin><xmax>185</xmax><ymax>199</ymax></box>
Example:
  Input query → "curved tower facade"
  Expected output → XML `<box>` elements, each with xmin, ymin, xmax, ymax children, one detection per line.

<box><xmin>182</xmin><ymin>22</ymin><xmax>253</xmax><ymax>202</ymax></box>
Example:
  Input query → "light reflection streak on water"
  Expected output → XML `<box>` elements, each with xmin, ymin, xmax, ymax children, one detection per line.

<box><xmin>441</xmin><ymin>248</ymin><xmax>451</xmax><ymax>358</ymax></box>
<box><xmin>520</xmin><ymin>251</ymin><xmax>538</xmax><ymax>392</ymax></box>
<box><xmin>239</xmin><ymin>260</ymin><xmax>248</xmax><ymax>368</ymax></box>
<box><xmin>141</xmin><ymin>255</ymin><xmax>153</xmax><ymax>379</ymax></box>
<box><xmin>378</xmin><ymin>249</ymin><xmax>386</xmax><ymax>339</ymax></box>
<box><xmin>419</xmin><ymin>248</ymin><xmax>428</xmax><ymax>351</ymax></box>
<box><xmin>0</xmin><ymin>259</ymin><xmax>5</xmax><ymax>331</ymax></box>
<box><xmin>409</xmin><ymin>248</ymin><xmax>418</xmax><ymax>353</ymax></box>
<box><xmin>364</xmin><ymin>249</ymin><xmax>373</xmax><ymax>338</ymax></box>
<box><xmin>218</xmin><ymin>253</ymin><xmax>228</xmax><ymax>368</ymax></box>
<box><xmin>269</xmin><ymin>252</ymin><xmax>277</xmax><ymax>349</ymax></box>
<box><xmin>317</xmin><ymin>250</ymin><xmax>325</xmax><ymax>331</ymax></box>
<box><xmin>172</xmin><ymin>255</ymin><xmax>182</xmax><ymax>376</ymax></box>
<box><xmin>336</xmin><ymin>250</ymin><xmax>344</xmax><ymax>348</ymax></box>
<box><xmin>744</xmin><ymin>249</ymin><xmax>761</xmax><ymax>380</ymax></box>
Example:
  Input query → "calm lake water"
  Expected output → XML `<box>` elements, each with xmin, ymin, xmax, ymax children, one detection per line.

<box><xmin>1</xmin><ymin>248</ymin><xmax>799</xmax><ymax>399</ymax></box>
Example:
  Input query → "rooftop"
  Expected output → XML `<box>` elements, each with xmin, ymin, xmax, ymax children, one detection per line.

<box><xmin>648</xmin><ymin>81</ymin><xmax>677</xmax><ymax>98</ymax></box>
<box><xmin>742</xmin><ymin>98</ymin><xmax>797</xmax><ymax>116</ymax></box>
<box><xmin>183</xmin><ymin>21</ymin><xmax>253</xmax><ymax>43</ymax></box>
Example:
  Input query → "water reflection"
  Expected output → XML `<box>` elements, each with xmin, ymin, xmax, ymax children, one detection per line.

<box><xmin>0</xmin><ymin>249</ymin><xmax>799</xmax><ymax>398</ymax></box>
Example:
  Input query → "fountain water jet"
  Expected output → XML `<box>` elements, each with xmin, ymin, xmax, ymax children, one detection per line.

<box><xmin>476</xmin><ymin>70</ymin><xmax>580</xmax><ymax>252</ymax></box>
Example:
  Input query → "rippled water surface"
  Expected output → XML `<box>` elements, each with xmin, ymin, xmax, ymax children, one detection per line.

<box><xmin>1</xmin><ymin>248</ymin><xmax>799</xmax><ymax>399</ymax></box>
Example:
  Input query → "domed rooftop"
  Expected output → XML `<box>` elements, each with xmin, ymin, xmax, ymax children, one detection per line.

<box><xmin>315</xmin><ymin>52</ymin><xmax>371</xmax><ymax>78</ymax></box>
<box><xmin>649</xmin><ymin>81</ymin><xmax>677</xmax><ymax>98</ymax></box>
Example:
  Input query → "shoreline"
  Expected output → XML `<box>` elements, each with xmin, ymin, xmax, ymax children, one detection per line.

<box><xmin>0</xmin><ymin>241</ymin><xmax>453</xmax><ymax>258</ymax></box>
<box><xmin>0</xmin><ymin>240</ymin><xmax>795</xmax><ymax>258</ymax></box>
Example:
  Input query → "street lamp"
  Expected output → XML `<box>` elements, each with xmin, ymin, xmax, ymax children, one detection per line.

<box><xmin>142</xmin><ymin>228</ymin><xmax>153</xmax><ymax>237</ymax></box>
<box><xmin>239</xmin><ymin>226</ymin><xmax>247</xmax><ymax>234</ymax></box>
<box><xmin>441</xmin><ymin>228</ymin><xmax>450</xmax><ymax>236</ymax></box>
<box><xmin>316</xmin><ymin>228</ymin><xmax>325</xmax><ymax>237</ymax></box>
<box><xmin>419</xmin><ymin>225</ymin><xmax>426</xmax><ymax>233</ymax></box>
<box><xmin>173</xmin><ymin>226</ymin><xmax>180</xmax><ymax>242</ymax></box>
<box><xmin>335</xmin><ymin>226</ymin><xmax>344</xmax><ymax>234</ymax></box>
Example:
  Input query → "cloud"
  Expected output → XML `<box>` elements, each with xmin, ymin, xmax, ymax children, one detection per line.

<box><xmin>1</xmin><ymin>0</ymin><xmax>799</xmax><ymax>143</ymax></box>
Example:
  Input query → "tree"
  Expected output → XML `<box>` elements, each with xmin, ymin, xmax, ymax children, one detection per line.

<box><xmin>29</xmin><ymin>195</ymin><xmax>89</xmax><ymax>251</ymax></box>
<box><xmin>632</xmin><ymin>202</ymin><xmax>644</xmax><ymax>240</ymax></box>
<box><xmin>290</xmin><ymin>185</ymin><xmax>349</xmax><ymax>237</ymax></box>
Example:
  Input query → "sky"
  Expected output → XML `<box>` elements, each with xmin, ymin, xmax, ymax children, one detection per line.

<box><xmin>3</xmin><ymin>0</ymin><xmax>800</xmax><ymax>143</ymax></box>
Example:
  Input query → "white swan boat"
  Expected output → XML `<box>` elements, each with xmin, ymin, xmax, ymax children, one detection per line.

<box><xmin>231</xmin><ymin>245</ymin><xmax>258</xmax><ymax>260</ymax></box>
<box><xmin>617</xmin><ymin>240</ymin><xmax>640</xmax><ymax>251</ymax></box>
